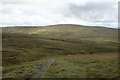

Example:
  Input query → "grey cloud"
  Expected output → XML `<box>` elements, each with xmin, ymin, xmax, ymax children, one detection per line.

<box><xmin>0</xmin><ymin>0</ymin><xmax>118</xmax><ymax>28</ymax></box>
<box><xmin>68</xmin><ymin>2</ymin><xmax>117</xmax><ymax>23</ymax></box>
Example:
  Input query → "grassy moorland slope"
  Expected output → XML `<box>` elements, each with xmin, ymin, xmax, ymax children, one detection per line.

<box><xmin>2</xmin><ymin>24</ymin><xmax>119</xmax><ymax>78</ymax></box>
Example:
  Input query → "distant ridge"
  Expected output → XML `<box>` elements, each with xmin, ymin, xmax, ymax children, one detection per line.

<box><xmin>3</xmin><ymin>24</ymin><xmax>118</xmax><ymax>29</ymax></box>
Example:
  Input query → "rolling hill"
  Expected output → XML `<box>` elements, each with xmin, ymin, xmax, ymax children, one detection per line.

<box><xmin>2</xmin><ymin>24</ymin><xmax>118</xmax><ymax>65</ymax></box>
<box><xmin>2</xmin><ymin>24</ymin><xmax>119</xmax><ymax>78</ymax></box>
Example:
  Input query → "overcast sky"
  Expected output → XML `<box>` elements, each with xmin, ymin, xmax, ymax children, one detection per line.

<box><xmin>0</xmin><ymin>0</ymin><xmax>119</xmax><ymax>28</ymax></box>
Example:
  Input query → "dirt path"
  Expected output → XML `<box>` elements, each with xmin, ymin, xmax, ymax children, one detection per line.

<box><xmin>26</xmin><ymin>58</ymin><xmax>56</xmax><ymax>80</ymax></box>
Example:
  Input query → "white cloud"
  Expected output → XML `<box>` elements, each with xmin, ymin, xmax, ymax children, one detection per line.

<box><xmin>0</xmin><ymin>0</ymin><xmax>118</xmax><ymax>28</ymax></box>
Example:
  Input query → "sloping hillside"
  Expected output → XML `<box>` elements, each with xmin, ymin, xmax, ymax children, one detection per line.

<box><xmin>3</xmin><ymin>24</ymin><xmax>118</xmax><ymax>40</ymax></box>
<box><xmin>2</xmin><ymin>24</ymin><xmax>118</xmax><ymax>66</ymax></box>
<box><xmin>2</xmin><ymin>24</ymin><xmax>119</xmax><ymax>78</ymax></box>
